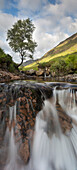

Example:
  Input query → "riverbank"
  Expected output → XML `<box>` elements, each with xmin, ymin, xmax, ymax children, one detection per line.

<box><xmin>0</xmin><ymin>70</ymin><xmax>25</xmax><ymax>83</ymax></box>
<box><xmin>0</xmin><ymin>70</ymin><xmax>77</xmax><ymax>83</ymax></box>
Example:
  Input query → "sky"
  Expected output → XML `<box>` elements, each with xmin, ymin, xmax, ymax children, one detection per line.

<box><xmin>0</xmin><ymin>0</ymin><xmax>77</xmax><ymax>63</ymax></box>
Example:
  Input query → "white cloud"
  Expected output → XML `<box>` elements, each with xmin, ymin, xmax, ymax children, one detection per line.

<box><xmin>18</xmin><ymin>0</ymin><xmax>48</xmax><ymax>11</ymax></box>
<box><xmin>0</xmin><ymin>11</ymin><xmax>20</xmax><ymax>62</ymax></box>
<box><xmin>59</xmin><ymin>0</ymin><xmax>77</xmax><ymax>17</ymax></box>
<box><xmin>69</xmin><ymin>19</ymin><xmax>77</xmax><ymax>33</ymax></box>
<box><xmin>0</xmin><ymin>11</ymin><xmax>18</xmax><ymax>35</ymax></box>
<box><xmin>33</xmin><ymin>20</ymin><xmax>69</xmax><ymax>59</ymax></box>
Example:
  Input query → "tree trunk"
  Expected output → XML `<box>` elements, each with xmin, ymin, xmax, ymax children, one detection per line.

<box><xmin>17</xmin><ymin>56</ymin><xmax>24</xmax><ymax>68</ymax></box>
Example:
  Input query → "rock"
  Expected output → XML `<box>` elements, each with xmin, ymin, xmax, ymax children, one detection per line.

<box><xmin>0</xmin><ymin>70</ymin><xmax>20</xmax><ymax>83</ymax></box>
<box><xmin>32</xmin><ymin>99</ymin><xmax>36</xmax><ymax>103</ymax></box>
<box><xmin>0</xmin><ymin>99</ymin><xmax>2</xmax><ymax>104</ymax></box>
<box><xmin>26</xmin><ymin>69</ymin><xmax>36</xmax><ymax>76</ymax></box>
<box><xmin>36</xmin><ymin>69</ymin><xmax>44</xmax><ymax>76</ymax></box>
<box><xmin>45</xmin><ymin>68</ymin><xmax>50</xmax><ymax>76</ymax></box>
<box><xmin>19</xmin><ymin>140</ymin><xmax>30</xmax><ymax>163</ymax></box>
<box><xmin>56</xmin><ymin>103</ymin><xmax>72</xmax><ymax>133</ymax></box>
<box><xmin>17</xmin><ymin>123</ymin><xmax>22</xmax><ymax>130</ymax></box>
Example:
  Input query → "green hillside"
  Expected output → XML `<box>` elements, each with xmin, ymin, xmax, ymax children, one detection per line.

<box><xmin>23</xmin><ymin>32</ymin><xmax>77</xmax><ymax>74</ymax></box>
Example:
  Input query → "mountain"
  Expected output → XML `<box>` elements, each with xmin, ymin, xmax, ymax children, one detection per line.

<box><xmin>21</xmin><ymin>59</ymin><xmax>35</xmax><ymax>67</ymax></box>
<box><xmin>40</xmin><ymin>32</ymin><xmax>77</xmax><ymax>61</ymax></box>
<box><xmin>23</xmin><ymin>32</ymin><xmax>77</xmax><ymax>74</ymax></box>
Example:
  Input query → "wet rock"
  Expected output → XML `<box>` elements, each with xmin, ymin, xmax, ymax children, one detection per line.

<box><xmin>19</xmin><ymin>140</ymin><xmax>30</xmax><ymax>163</ymax></box>
<box><xmin>17</xmin><ymin>123</ymin><xmax>22</xmax><ymax>130</ymax></box>
<box><xmin>56</xmin><ymin>103</ymin><xmax>72</xmax><ymax>133</ymax></box>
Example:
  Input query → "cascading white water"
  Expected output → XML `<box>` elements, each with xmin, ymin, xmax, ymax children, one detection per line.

<box><xmin>3</xmin><ymin>103</ymin><xmax>25</xmax><ymax>170</ymax></box>
<box><xmin>9</xmin><ymin>102</ymin><xmax>17</xmax><ymax>124</ymax></box>
<box><xmin>4</xmin><ymin>128</ymin><xmax>17</xmax><ymax>170</ymax></box>
<box><xmin>56</xmin><ymin>88</ymin><xmax>77</xmax><ymax>121</ymax></box>
<box><xmin>3</xmin><ymin>103</ymin><xmax>33</xmax><ymax>170</ymax></box>
<box><xmin>32</xmin><ymin>88</ymin><xmax>77</xmax><ymax>170</ymax></box>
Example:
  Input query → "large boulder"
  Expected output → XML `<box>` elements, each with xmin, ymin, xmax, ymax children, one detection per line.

<box><xmin>36</xmin><ymin>69</ymin><xmax>44</xmax><ymax>76</ymax></box>
<box><xmin>25</xmin><ymin>69</ymin><xmax>36</xmax><ymax>76</ymax></box>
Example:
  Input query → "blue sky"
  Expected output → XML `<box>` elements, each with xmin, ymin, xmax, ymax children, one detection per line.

<box><xmin>0</xmin><ymin>0</ymin><xmax>77</xmax><ymax>63</ymax></box>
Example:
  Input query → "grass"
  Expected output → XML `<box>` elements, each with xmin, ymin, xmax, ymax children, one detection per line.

<box><xmin>23</xmin><ymin>44</ymin><xmax>77</xmax><ymax>71</ymax></box>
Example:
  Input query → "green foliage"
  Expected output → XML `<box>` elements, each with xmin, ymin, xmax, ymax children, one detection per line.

<box><xmin>38</xmin><ymin>62</ymin><xmax>51</xmax><ymax>69</ymax></box>
<box><xmin>0</xmin><ymin>48</ymin><xmax>4</xmax><ymax>55</ymax></box>
<box><xmin>0</xmin><ymin>47</ymin><xmax>18</xmax><ymax>72</ymax></box>
<box><xmin>50</xmin><ymin>53</ymin><xmax>77</xmax><ymax>76</ymax></box>
<box><xmin>8</xmin><ymin>63</ymin><xmax>15</xmax><ymax>72</ymax></box>
<box><xmin>0</xmin><ymin>53</ymin><xmax>12</xmax><ymax>64</ymax></box>
<box><xmin>65</xmin><ymin>53</ymin><xmax>77</xmax><ymax>73</ymax></box>
<box><xmin>7</xmin><ymin>18</ymin><xmax>37</xmax><ymax>65</ymax></box>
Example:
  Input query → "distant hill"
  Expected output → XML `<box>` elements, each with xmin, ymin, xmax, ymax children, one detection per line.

<box><xmin>23</xmin><ymin>32</ymin><xmax>77</xmax><ymax>75</ymax></box>
<box><xmin>21</xmin><ymin>59</ymin><xmax>35</xmax><ymax>67</ymax></box>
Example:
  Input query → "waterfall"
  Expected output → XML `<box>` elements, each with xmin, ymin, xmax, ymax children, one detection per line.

<box><xmin>56</xmin><ymin>88</ymin><xmax>77</xmax><ymax>121</ymax></box>
<box><xmin>3</xmin><ymin>102</ymin><xmax>33</xmax><ymax>170</ymax></box>
<box><xmin>32</xmin><ymin>99</ymin><xmax>77</xmax><ymax>170</ymax></box>
<box><xmin>0</xmin><ymin>82</ymin><xmax>77</xmax><ymax>170</ymax></box>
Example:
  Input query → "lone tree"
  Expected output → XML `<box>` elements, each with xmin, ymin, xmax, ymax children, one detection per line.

<box><xmin>7</xmin><ymin>18</ymin><xmax>37</xmax><ymax>66</ymax></box>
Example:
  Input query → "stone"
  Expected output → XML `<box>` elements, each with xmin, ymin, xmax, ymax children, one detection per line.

<box><xmin>19</xmin><ymin>140</ymin><xmax>30</xmax><ymax>163</ymax></box>
<box><xmin>32</xmin><ymin>99</ymin><xmax>36</xmax><ymax>103</ymax></box>
<box><xmin>17</xmin><ymin>123</ymin><xmax>22</xmax><ymax>130</ymax></box>
<box><xmin>36</xmin><ymin>69</ymin><xmax>44</xmax><ymax>76</ymax></box>
<box><xmin>26</xmin><ymin>69</ymin><xmax>36</xmax><ymax>76</ymax></box>
<box><xmin>56</xmin><ymin>103</ymin><xmax>72</xmax><ymax>133</ymax></box>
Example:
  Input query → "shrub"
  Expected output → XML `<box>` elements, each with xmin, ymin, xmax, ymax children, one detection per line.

<box><xmin>8</xmin><ymin>63</ymin><xmax>15</xmax><ymax>72</ymax></box>
<box><xmin>50</xmin><ymin>59</ymin><xmax>67</xmax><ymax>76</ymax></box>
<box><xmin>38</xmin><ymin>62</ymin><xmax>51</xmax><ymax>69</ymax></box>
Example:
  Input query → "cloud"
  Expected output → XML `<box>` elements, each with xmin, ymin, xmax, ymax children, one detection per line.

<box><xmin>18</xmin><ymin>0</ymin><xmax>48</xmax><ymax>11</ymax></box>
<box><xmin>58</xmin><ymin>0</ymin><xmax>77</xmax><ymax>17</ymax></box>
<box><xmin>69</xmin><ymin>19</ymin><xmax>77</xmax><ymax>33</ymax></box>
<box><xmin>0</xmin><ymin>11</ymin><xmax>20</xmax><ymax>62</ymax></box>
<box><xmin>33</xmin><ymin>20</ymin><xmax>69</xmax><ymax>59</ymax></box>
<box><xmin>0</xmin><ymin>11</ymin><xmax>17</xmax><ymax>34</ymax></box>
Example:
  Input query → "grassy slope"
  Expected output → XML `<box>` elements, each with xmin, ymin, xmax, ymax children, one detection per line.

<box><xmin>23</xmin><ymin>32</ymin><xmax>77</xmax><ymax>71</ymax></box>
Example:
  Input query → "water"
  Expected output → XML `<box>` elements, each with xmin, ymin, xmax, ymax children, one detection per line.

<box><xmin>0</xmin><ymin>83</ymin><xmax>77</xmax><ymax>170</ymax></box>
<box><xmin>1</xmin><ymin>103</ymin><xmax>31</xmax><ymax>170</ymax></box>
<box><xmin>32</xmin><ymin>99</ymin><xmax>77</xmax><ymax>170</ymax></box>
<box><xmin>57</xmin><ymin>88</ymin><xmax>77</xmax><ymax>121</ymax></box>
